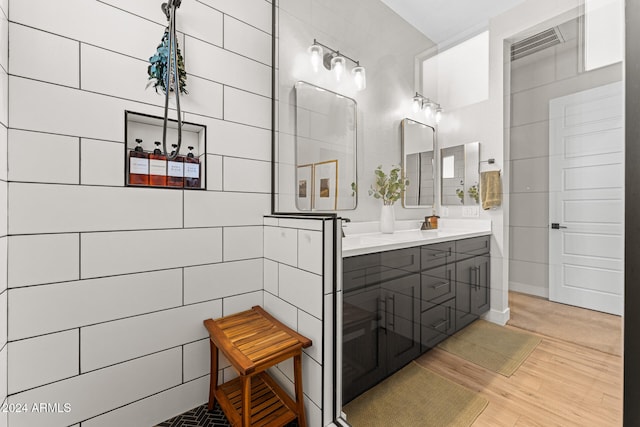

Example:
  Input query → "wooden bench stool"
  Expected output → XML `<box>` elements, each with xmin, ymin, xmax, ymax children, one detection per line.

<box><xmin>203</xmin><ymin>306</ymin><xmax>312</xmax><ymax>427</ymax></box>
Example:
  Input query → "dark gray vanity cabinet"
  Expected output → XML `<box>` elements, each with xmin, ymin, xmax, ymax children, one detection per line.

<box><xmin>342</xmin><ymin>247</ymin><xmax>420</xmax><ymax>404</ymax></box>
<box><xmin>419</xmin><ymin>241</ymin><xmax>456</xmax><ymax>350</ymax></box>
<box><xmin>454</xmin><ymin>237</ymin><xmax>491</xmax><ymax>330</ymax></box>
<box><xmin>342</xmin><ymin>235</ymin><xmax>490</xmax><ymax>403</ymax></box>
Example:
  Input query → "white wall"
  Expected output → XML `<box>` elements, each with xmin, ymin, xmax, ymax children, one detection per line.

<box><xmin>509</xmin><ymin>18</ymin><xmax>622</xmax><ymax>297</ymax></box>
<box><xmin>276</xmin><ymin>0</ymin><xmax>437</xmax><ymax>220</ymax></box>
<box><xmin>5</xmin><ymin>0</ymin><xmax>271</xmax><ymax>425</ymax></box>
<box><xmin>435</xmin><ymin>0</ymin><xmax>592</xmax><ymax>323</ymax></box>
<box><xmin>0</xmin><ymin>3</ymin><xmax>8</xmax><ymax>426</ymax></box>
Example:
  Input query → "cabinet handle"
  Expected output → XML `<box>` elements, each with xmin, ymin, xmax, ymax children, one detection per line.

<box><xmin>431</xmin><ymin>281</ymin><xmax>449</xmax><ymax>290</ymax></box>
<box><xmin>378</xmin><ymin>297</ymin><xmax>386</xmax><ymax>332</ymax></box>
<box><xmin>388</xmin><ymin>295</ymin><xmax>395</xmax><ymax>330</ymax></box>
<box><xmin>475</xmin><ymin>266</ymin><xmax>481</xmax><ymax>290</ymax></box>
<box><xmin>431</xmin><ymin>319</ymin><xmax>447</xmax><ymax>331</ymax></box>
<box><xmin>469</xmin><ymin>266</ymin><xmax>477</xmax><ymax>287</ymax></box>
<box><xmin>430</xmin><ymin>251</ymin><xmax>448</xmax><ymax>258</ymax></box>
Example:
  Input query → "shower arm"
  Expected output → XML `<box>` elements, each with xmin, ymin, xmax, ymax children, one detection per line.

<box><xmin>161</xmin><ymin>0</ymin><xmax>182</xmax><ymax>161</ymax></box>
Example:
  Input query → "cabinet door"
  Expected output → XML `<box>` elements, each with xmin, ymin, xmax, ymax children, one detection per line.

<box><xmin>342</xmin><ymin>286</ymin><xmax>386</xmax><ymax>404</ymax></box>
<box><xmin>421</xmin><ymin>298</ymin><xmax>455</xmax><ymax>350</ymax></box>
<box><xmin>382</xmin><ymin>274</ymin><xmax>421</xmax><ymax>374</ymax></box>
<box><xmin>455</xmin><ymin>257</ymin><xmax>480</xmax><ymax>330</ymax></box>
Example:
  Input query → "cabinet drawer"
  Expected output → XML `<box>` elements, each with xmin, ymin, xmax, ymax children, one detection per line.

<box><xmin>344</xmin><ymin>252</ymin><xmax>381</xmax><ymax>273</ymax></box>
<box><xmin>421</xmin><ymin>265</ymin><xmax>455</xmax><ymax>308</ymax></box>
<box><xmin>455</xmin><ymin>236</ymin><xmax>490</xmax><ymax>260</ymax></box>
<box><xmin>421</xmin><ymin>298</ymin><xmax>455</xmax><ymax>350</ymax></box>
<box><xmin>421</xmin><ymin>241</ymin><xmax>455</xmax><ymax>270</ymax></box>
<box><xmin>372</xmin><ymin>247</ymin><xmax>421</xmax><ymax>283</ymax></box>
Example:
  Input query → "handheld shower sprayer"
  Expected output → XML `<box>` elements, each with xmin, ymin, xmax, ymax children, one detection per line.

<box><xmin>160</xmin><ymin>0</ymin><xmax>183</xmax><ymax>161</ymax></box>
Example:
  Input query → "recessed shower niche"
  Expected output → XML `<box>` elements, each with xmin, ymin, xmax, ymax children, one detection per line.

<box><xmin>125</xmin><ymin>111</ymin><xmax>207</xmax><ymax>190</ymax></box>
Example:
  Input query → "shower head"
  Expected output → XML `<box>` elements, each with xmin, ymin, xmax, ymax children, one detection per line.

<box><xmin>161</xmin><ymin>0</ymin><xmax>181</xmax><ymax>21</ymax></box>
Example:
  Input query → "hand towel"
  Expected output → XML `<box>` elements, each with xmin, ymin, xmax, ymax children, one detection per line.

<box><xmin>480</xmin><ymin>170</ymin><xmax>502</xmax><ymax>210</ymax></box>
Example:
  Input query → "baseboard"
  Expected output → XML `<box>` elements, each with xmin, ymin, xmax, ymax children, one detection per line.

<box><xmin>482</xmin><ymin>306</ymin><xmax>511</xmax><ymax>326</ymax></box>
<box><xmin>509</xmin><ymin>281</ymin><xmax>549</xmax><ymax>298</ymax></box>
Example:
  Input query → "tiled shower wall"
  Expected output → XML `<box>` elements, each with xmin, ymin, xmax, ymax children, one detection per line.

<box><xmin>508</xmin><ymin>18</ymin><xmax>622</xmax><ymax>297</ymax></box>
<box><xmin>5</xmin><ymin>0</ymin><xmax>271</xmax><ymax>426</ymax></box>
<box><xmin>262</xmin><ymin>215</ymin><xmax>340</xmax><ymax>427</ymax></box>
<box><xmin>1</xmin><ymin>1</ymin><xmax>8</xmax><ymax>426</ymax></box>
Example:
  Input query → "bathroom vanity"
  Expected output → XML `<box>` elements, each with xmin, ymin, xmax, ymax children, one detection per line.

<box><xmin>341</xmin><ymin>221</ymin><xmax>491</xmax><ymax>403</ymax></box>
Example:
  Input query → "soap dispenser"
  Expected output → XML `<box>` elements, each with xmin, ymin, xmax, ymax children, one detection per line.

<box><xmin>184</xmin><ymin>145</ymin><xmax>200</xmax><ymax>188</ymax></box>
<box><xmin>167</xmin><ymin>144</ymin><xmax>184</xmax><ymax>188</ymax></box>
<box><xmin>426</xmin><ymin>209</ymin><xmax>439</xmax><ymax>229</ymax></box>
<box><xmin>129</xmin><ymin>138</ymin><xmax>149</xmax><ymax>186</ymax></box>
<box><xmin>149</xmin><ymin>141</ymin><xmax>167</xmax><ymax>187</ymax></box>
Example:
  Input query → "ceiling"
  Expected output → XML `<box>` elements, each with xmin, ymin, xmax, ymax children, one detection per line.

<box><xmin>380</xmin><ymin>0</ymin><xmax>526</xmax><ymax>47</ymax></box>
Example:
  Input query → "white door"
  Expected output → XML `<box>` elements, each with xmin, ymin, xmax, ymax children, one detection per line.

<box><xmin>549</xmin><ymin>81</ymin><xmax>624</xmax><ymax>315</ymax></box>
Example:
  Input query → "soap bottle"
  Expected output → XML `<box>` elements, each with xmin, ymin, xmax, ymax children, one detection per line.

<box><xmin>149</xmin><ymin>141</ymin><xmax>167</xmax><ymax>187</ymax></box>
<box><xmin>167</xmin><ymin>143</ymin><xmax>184</xmax><ymax>188</ymax></box>
<box><xmin>426</xmin><ymin>209</ymin><xmax>439</xmax><ymax>229</ymax></box>
<box><xmin>129</xmin><ymin>138</ymin><xmax>149</xmax><ymax>186</ymax></box>
<box><xmin>184</xmin><ymin>145</ymin><xmax>200</xmax><ymax>188</ymax></box>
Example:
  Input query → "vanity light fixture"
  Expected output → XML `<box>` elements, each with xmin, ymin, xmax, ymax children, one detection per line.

<box><xmin>411</xmin><ymin>92</ymin><xmax>443</xmax><ymax>123</ymax></box>
<box><xmin>308</xmin><ymin>39</ymin><xmax>366</xmax><ymax>90</ymax></box>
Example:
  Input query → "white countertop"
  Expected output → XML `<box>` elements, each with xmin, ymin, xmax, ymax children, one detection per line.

<box><xmin>341</xmin><ymin>219</ymin><xmax>491</xmax><ymax>257</ymax></box>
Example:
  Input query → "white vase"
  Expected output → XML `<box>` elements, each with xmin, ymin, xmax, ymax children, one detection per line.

<box><xmin>380</xmin><ymin>204</ymin><xmax>395</xmax><ymax>234</ymax></box>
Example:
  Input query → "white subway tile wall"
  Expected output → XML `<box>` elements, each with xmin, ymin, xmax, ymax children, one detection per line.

<box><xmin>8</xmin><ymin>330</ymin><xmax>79</xmax><ymax>394</ymax></box>
<box><xmin>4</xmin><ymin>0</ymin><xmax>273</xmax><ymax>426</ymax></box>
<box><xmin>263</xmin><ymin>216</ymin><xmax>340</xmax><ymax>427</ymax></box>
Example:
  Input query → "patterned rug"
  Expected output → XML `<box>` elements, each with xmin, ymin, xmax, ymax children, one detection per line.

<box><xmin>437</xmin><ymin>319</ymin><xmax>541</xmax><ymax>376</ymax></box>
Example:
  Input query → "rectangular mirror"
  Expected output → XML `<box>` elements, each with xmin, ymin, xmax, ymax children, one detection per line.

<box><xmin>295</xmin><ymin>81</ymin><xmax>357</xmax><ymax>211</ymax></box>
<box><xmin>441</xmin><ymin>141</ymin><xmax>480</xmax><ymax>206</ymax></box>
<box><xmin>402</xmin><ymin>118</ymin><xmax>435</xmax><ymax>208</ymax></box>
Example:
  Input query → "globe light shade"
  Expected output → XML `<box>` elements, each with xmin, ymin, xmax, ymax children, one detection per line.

<box><xmin>424</xmin><ymin>102</ymin><xmax>433</xmax><ymax>118</ymax></box>
<box><xmin>435</xmin><ymin>107</ymin><xmax>443</xmax><ymax>123</ymax></box>
<box><xmin>308</xmin><ymin>44</ymin><xmax>323</xmax><ymax>72</ymax></box>
<box><xmin>331</xmin><ymin>55</ymin><xmax>346</xmax><ymax>81</ymax></box>
<box><xmin>352</xmin><ymin>66</ymin><xmax>366</xmax><ymax>90</ymax></box>
<box><xmin>412</xmin><ymin>95</ymin><xmax>422</xmax><ymax>113</ymax></box>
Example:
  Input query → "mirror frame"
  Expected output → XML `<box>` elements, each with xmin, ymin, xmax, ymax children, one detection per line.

<box><xmin>293</xmin><ymin>81</ymin><xmax>358</xmax><ymax>212</ymax></box>
<box><xmin>401</xmin><ymin>118</ymin><xmax>436</xmax><ymax>208</ymax></box>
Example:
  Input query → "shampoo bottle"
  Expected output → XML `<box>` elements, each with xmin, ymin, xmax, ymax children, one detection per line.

<box><xmin>129</xmin><ymin>138</ymin><xmax>149</xmax><ymax>186</ymax></box>
<box><xmin>184</xmin><ymin>145</ymin><xmax>200</xmax><ymax>188</ymax></box>
<box><xmin>149</xmin><ymin>141</ymin><xmax>167</xmax><ymax>187</ymax></box>
<box><xmin>167</xmin><ymin>144</ymin><xmax>184</xmax><ymax>188</ymax></box>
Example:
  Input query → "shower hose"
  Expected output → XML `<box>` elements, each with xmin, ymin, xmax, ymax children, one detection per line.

<box><xmin>161</xmin><ymin>0</ymin><xmax>182</xmax><ymax>160</ymax></box>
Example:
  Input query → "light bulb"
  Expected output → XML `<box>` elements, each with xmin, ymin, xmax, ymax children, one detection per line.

<box><xmin>424</xmin><ymin>102</ymin><xmax>433</xmax><ymax>118</ymax></box>
<box><xmin>331</xmin><ymin>55</ymin><xmax>346</xmax><ymax>81</ymax></box>
<box><xmin>308</xmin><ymin>44</ymin><xmax>323</xmax><ymax>72</ymax></box>
<box><xmin>352</xmin><ymin>66</ymin><xmax>366</xmax><ymax>90</ymax></box>
<box><xmin>412</xmin><ymin>95</ymin><xmax>422</xmax><ymax>113</ymax></box>
<box><xmin>435</xmin><ymin>107</ymin><xmax>442</xmax><ymax>123</ymax></box>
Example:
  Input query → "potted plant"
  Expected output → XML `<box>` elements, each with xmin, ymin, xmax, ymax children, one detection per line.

<box><xmin>368</xmin><ymin>165</ymin><xmax>409</xmax><ymax>233</ymax></box>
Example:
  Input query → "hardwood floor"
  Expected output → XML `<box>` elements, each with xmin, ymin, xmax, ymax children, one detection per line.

<box><xmin>415</xmin><ymin>294</ymin><xmax>623</xmax><ymax>427</ymax></box>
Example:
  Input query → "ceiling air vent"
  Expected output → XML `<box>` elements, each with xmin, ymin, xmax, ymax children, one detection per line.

<box><xmin>511</xmin><ymin>27</ymin><xmax>564</xmax><ymax>61</ymax></box>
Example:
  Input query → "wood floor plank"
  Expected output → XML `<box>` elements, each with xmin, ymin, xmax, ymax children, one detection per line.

<box><xmin>415</xmin><ymin>293</ymin><xmax>622</xmax><ymax>426</ymax></box>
